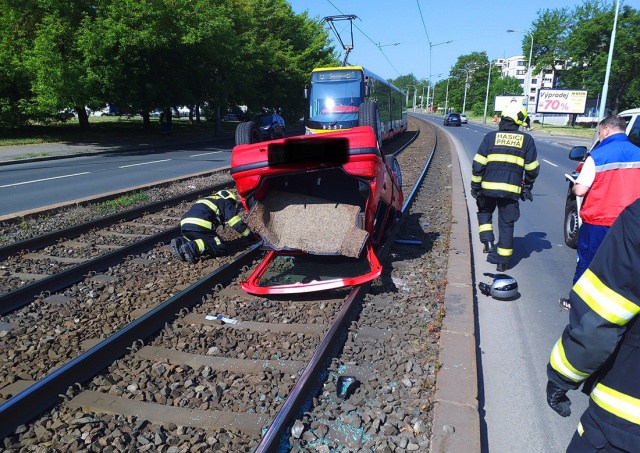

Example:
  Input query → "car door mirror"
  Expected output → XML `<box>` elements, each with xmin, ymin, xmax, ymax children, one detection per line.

<box><xmin>568</xmin><ymin>146</ymin><xmax>587</xmax><ymax>161</ymax></box>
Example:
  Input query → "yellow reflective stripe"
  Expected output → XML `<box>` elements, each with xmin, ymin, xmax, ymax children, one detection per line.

<box><xmin>497</xmin><ymin>247</ymin><xmax>512</xmax><ymax>257</ymax></box>
<box><xmin>471</xmin><ymin>175</ymin><xmax>482</xmax><ymax>183</ymax></box>
<box><xmin>487</xmin><ymin>154</ymin><xmax>525</xmax><ymax>167</ymax></box>
<box><xmin>180</xmin><ymin>217</ymin><xmax>213</xmax><ymax>230</ymax></box>
<box><xmin>227</xmin><ymin>215</ymin><xmax>242</xmax><ymax>227</ymax></box>
<box><xmin>479</xmin><ymin>224</ymin><xmax>493</xmax><ymax>233</ymax></box>
<box><xmin>194</xmin><ymin>239</ymin><xmax>205</xmax><ymax>253</ymax></box>
<box><xmin>549</xmin><ymin>338</ymin><xmax>589</xmax><ymax>383</ymax></box>
<box><xmin>473</xmin><ymin>154</ymin><xmax>488</xmax><ymax>165</ymax></box>
<box><xmin>591</xmin><ymin>383</ymin><xmax>640</xmax><ymax>425</ymax></box>
<box><xmin>525</xmin><ymin>160</ymin><xmax>540</xmax><ymax>171</ymax></box>
<box><xmin>574</xmin><ymin>269</ymin><xmax>640</xmax><ymax>326</ymax></box>
<box><xmin>213</xmin><ymin>237</ymin><xmax>221</xmax><ymax>246</ymax></box>
<box><xmin>241</xmin><ymin>228</ymin><xmax>251</xmax><ymax>237</ymax></box>
<box><xmin>577</xmin><ymin>422</ymin><xmax>584</xmax><ymax>436</ymax></box>
<box><xmin>195</xmin><ymin>199</ymin><xmax>221</xmax><ymax>215</ymax></box>
<box><xmin>480</xmin><ymin>181</ymin><xmax>521</xmax><ymax>193</ymax></box>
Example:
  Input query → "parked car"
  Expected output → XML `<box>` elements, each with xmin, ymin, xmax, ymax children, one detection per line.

<box><xmin>252</xmin><ymin>113</ymin><xmax>286</xmax><ymax>140</ymax></box>
<box><xmin>231</xmin><ymin>126</ymin><xmax>403</xmax><ymax>295</ymax></box>
<box><xmin>460</xmin><ymin>113</ymin><xmax>468</xmax><ymax>124</ymax></box>
<box><xmin>563</xmin><ymin>108</ymin><xmax>640</xmax><ymax>248</ymax></box>
<box><xmin>444</xmin><ymin>113</ymin><xmax>462</xmax><ymax>127</ymax></box>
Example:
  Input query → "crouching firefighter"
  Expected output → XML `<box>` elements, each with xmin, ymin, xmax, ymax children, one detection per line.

<box><xmin>546</xmin><ymin>198</ymin><xmax>640</xmax><ymax>452</ymax></box>
<box><xmin>471</xmin><ymin>103</ymin><xmax>539</xmax><ymax>271</ymax></box>
<box><xmin>171</xmin><ymin>190</ymin><xmax>251</xmax><ymax>263</ymax></box>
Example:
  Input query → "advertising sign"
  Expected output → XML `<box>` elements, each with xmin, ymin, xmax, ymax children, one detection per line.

<box><xmin>494</xmin><ymin>95</ymin><xmax>526</xmax><ymax>112</ymax></box>
<box><xmin>535</xmin><ymin>89</ymin><xmax>587</xmax><ymax>114</ymax></box>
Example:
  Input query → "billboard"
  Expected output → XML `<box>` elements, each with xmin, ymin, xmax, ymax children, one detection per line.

<box><xmin>535</xmin><ymin>89</ymin><xmax>588</xmax><ymax>114</ymax></box>
<box><xmin>494</xmin><ymin>95</ymin><xmax>526</xmax><ymax>112</ymax></box>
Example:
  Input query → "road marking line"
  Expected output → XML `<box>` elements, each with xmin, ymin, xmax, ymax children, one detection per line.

<box><xmin>119</xmin><ymin>159</ymin><xmax>171</xmax><ymax>168</ymax></box>
<box><xmin>190</xmin><ymin>151</ymin><xmax>223</xmax><ymax>157</ymax></box>
<box><xmin>0</xmin><ymin>172</ymin><xmax>91</xmax><ymax>188</ymax></box>
<box><xmin>543</xmin><ymin>159</ymin><xmax>558</xmax><ymax>167</ymax></box>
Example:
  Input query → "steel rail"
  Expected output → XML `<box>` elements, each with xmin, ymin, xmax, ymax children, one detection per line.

<box><xmin>0</xmin><ymin>182</ymin><xmax>232</xmax><ymax>261</ymax></box>
<box><xmin>0</xmin><ymin>226</ymin><xmax>179</xmax><ymax>315</ymax></box>
<box><xmin>0</xmin><ymin>242</ymin><xmax>263</xmax><ymax>440</ymax></box>
<box><xmin>256</xmin><ymin>121</ymin><xmax>437</xmax><ymax>452</ymax></box>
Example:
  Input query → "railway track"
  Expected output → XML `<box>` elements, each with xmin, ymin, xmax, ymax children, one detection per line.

<box><xmin>0</xmin><ymin>117</ymin><xmax>448</xmax><ymax>452</ymax></box>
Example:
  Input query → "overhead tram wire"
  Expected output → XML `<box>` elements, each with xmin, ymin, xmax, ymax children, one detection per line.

<box><xmin>325</xmin><ymin>0</ymin><xmax>402</xmax><ymax>77</ymax></box>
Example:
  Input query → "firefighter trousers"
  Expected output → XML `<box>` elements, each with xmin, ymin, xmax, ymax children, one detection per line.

<box><xmin>476</xmin><ymin>196</ymin><xmax>520</xmax><ymax>265</ymax></box>
<box><xmin>181</xmin><ymin>230</ymin><xmax>226</xmax><ymax>257</ymax></box>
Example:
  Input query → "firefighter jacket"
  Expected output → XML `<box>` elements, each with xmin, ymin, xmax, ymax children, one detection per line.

<box><xmin>548</xmin><ymin>198</ymin><xmax>640</xmax><ymax>447</ymax></box>
<box><xmin>180</xmin><ymin>195</ymin><xmax>250</xmax><ymax>237</ymax></box>
<box><xmin>580</xmin><ymin>132</ymin><xmax>640</xmax><ymax>227</ymax></box>
<box><xmin>472</xmin><ymin>120</ymin><xmax>539</xmax><ymax>200</ymax></box>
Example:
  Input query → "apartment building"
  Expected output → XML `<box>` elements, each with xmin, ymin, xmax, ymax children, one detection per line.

<box><xmin>494</xmin><ymin>56</ymin><xmax>559</xmax><ymax>113</ymax></box>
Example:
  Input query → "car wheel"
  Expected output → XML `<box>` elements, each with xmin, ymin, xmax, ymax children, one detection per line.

<box><xmin>358</xmin><ymin>101</ymin><xmax>382</xmax><ymax>148</ymax></box>
<box><xmin>564</xmin><ymin>196</ymin><xmax>579</xmax><ymax>249</ymax></box>
<box><xmin>235</xmin><ymin>121</ymin><xmax>262</xmax><ymax>145</ymax></box>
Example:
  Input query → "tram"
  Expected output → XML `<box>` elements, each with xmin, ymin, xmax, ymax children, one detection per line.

<box><xmin>304</xmin><ymin>66</ymin><xmax>408</xmax><ymax>145</ymax></box>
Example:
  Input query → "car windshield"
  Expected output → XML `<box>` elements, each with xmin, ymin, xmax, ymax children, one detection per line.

<box><xmin>253</xmin><ymin>115</ymin><xmax>272</xmax><ymax>125</ymax></box>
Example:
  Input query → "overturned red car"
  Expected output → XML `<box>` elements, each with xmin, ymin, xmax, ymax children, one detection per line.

<box><xmin>230</xmin><ymin>126</ymin><xmax>403</xmax><ymax>295</ymax></box>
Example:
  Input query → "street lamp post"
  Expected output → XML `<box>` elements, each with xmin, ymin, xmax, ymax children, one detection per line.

<box><xmin>507</xmin><ymin>29</ymin><xmax>534</xmax><ymax>113</ymax></box>
<box><xmin>483</xmin><ymin>61</ymin><xmax>494</xmax><ymax>124</ymax></box>
<box><xmin>459</xmin><ymin>67</ymin><xmax>472</xmax><ymax>114</ymax></box>
<box><xmin>421</xmin><ymin>85</ymin><xmax>426</xmax><ymax>110</ymax></box>
<box><xmin>406</xmin><ymin>84</ymin><xmax>417</xmax><ymax>111</ymax></box>
<box><xmin>428</xmin><ymin>40</ymin><xmax>453</xmax><ymax>85</ymax></box>
<box><xmin>599</xmin><ymin>0</ymin><xmax>621</xmax><ymax>120</ymax></box>
<box><xmin>444</xmin><ymin>78</ymin><xmax>450</xmax><ymax>114</ymax></box>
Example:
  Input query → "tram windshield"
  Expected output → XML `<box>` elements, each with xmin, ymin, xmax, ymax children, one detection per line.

<box><xmin>308</xmin><ymin>70</ymin><xmax>362</xmax><ymax>124</ymax></box>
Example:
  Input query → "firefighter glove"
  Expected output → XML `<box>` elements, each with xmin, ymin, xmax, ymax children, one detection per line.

<box><xmin>471</xmin><ymin>187</ymin><xmax>482</xmax><ymax>200</ymax></box>
<box><xmin>520</xmin><ymin>184</ymin><xmax>533</xmax><ymax>202</ymax></box>
<box><xmin>546</xmin><ymin>381</ymin><xmax>571</xmax><ymax>417</ymax></box>
<box><xmin>211</xmin><ymin>243</ymin><xmax>229</xmax><ymax>257</ymax></box>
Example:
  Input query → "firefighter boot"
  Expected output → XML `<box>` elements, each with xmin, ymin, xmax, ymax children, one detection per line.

<box><xmin>482</xmin><ymin>241</ymin><xmax>495</xmax><ymax>254</ymax></box>
<box><xmin>496</xmin><ymin>262</ymin><xmax>508</xmax><ymax>272</ymax></box>
<box><xmin>181</xmin><ymin>241</ymin><xmax>200</xmax><ymax>264</ymax></box>
<box><xmin>171</xmin><ymin>237</ymin><xmax>186</xmax><ymax>261</ymax></box>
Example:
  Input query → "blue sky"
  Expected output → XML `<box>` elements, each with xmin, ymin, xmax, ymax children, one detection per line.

<box><xmin>287</xmin><ymin>0</ymin><xmax>589</xmax><ymax>84</ymax></box>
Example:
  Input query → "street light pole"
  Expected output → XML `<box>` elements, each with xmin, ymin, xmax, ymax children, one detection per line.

<box><xmin>406</xmin><ymin>84</ymin><xmax>417</xmax><ymax>111</ymax></box>
<box><xmin>421</xmin><ymin>85</ymin><xmax>426</xmax><ymax>110</ymax></box>
<box><xmin>507</xmin><ymin>29</ymin><xmax>534</xmax><ymax>113</ymax></box>
<box><xmin>599</xmin><ymin>0</ymin><xmax>621</xmax><ymax>120</ymax></box>
<box><xmin>483</xmin><ymin>61</ymin><xmax>494</xmax><ymax>124</ymax></box>
<box><xmin>428</xmin><ymin>40</ymin><xmax>453</xmax><ymax>85</ymax></box>
<box><xmin>444</xmin><ymin>78</ymin><xmax>450</xmax><ymax>114</ymax></box>
<box><xmin>462</xmin><ymin>68</ymin><xmax>470</xmax><ymax>114</ymax></box>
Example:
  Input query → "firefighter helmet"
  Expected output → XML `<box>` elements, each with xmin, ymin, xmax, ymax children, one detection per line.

<box><xmin>501</xmin><ymin>103</ymin><xmax>528</xmax><ymax>127</ymax></box>
<box><xmin>478</xmin><ymin>273</ymin><xmax>518</xmax><ymax>300</ymax></box>
<box><xmin>215</xmin><ymin>190</ymin><xmax>239</xmax><ymax>206</ymax></box>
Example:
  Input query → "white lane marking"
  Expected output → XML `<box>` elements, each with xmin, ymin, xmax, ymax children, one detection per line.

<box><xmin>543</xmin><ymin>159</ymin><xmax>558</xmax><ymax>167</ymax></box>
<box><xmin>0</xmin><ymin>172</ymin><xmax>91</xmax><ymax>188</ymax></box>
<box><xmin>119</xmin><ymin>159</ymin><xmax>171</xmax><ymax>169</ymax></box>
<box><xmin>190</xmin><ymin>151</ymin><xmax>223</xmax><ymax>157</ymax></box>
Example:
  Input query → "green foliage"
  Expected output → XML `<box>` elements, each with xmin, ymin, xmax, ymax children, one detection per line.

<box><xmin>0</xmin><ymin>0</ymin><xmax>337</xmax><ymax>130</ymax></box>
<box><xmin>534</xmin><ymin>1</ymin><xmax>640</xmax><ymax>112</ymax></box>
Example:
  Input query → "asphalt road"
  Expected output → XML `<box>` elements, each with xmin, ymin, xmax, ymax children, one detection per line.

<box><xmin>415</xmin><ymin>112</ymin><xmax>591</xmax><ymax>452</ymax></box>
<box><xmin>0</xmin><ymin>141</ymin><xmax>235</xmax><ymax>215</ymax></box>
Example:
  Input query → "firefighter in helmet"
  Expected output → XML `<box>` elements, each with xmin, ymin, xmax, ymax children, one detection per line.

<box><xmin>470</xmin><ymin>101</ymin><xmax>539</xmax><ymax>271</ymax></box>
<box><xmin>171</xmin><ymin>190</ymin><xmax>251</xmax><ymax>263</ymax></box>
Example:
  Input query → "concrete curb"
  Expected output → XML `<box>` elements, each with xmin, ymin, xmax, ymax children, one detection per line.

<box><xmin>430</xmin><ymin>133</ymin><xmax>480</xmax><ymax>452</ymax></box>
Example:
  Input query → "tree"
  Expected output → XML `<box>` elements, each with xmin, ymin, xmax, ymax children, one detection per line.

<box><xmin>531</xmin><ymin>1</ymin><xmax>640</xmax><ymax>113</ymax></box>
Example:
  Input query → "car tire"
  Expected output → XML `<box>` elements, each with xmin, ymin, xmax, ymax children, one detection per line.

<box><xmin>235</xmin><ymin>121</ymin><xmax>262</xmax><ymax>145</ymax></box>
<box><xmin>564</xmin><ymin>196</ymin><xmax>579</xmax><ymax>249</ymax></box>
<box><xmin>359</xmin><ymin>101</ymin><xmax>382</xmax><ymax>148</ymax></box>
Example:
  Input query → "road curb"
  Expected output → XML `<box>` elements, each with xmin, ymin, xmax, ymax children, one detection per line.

<box><xmin>430</xmin><ymin>135</ymin><xmax>480</xmax><ymax>452</ymax></box>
